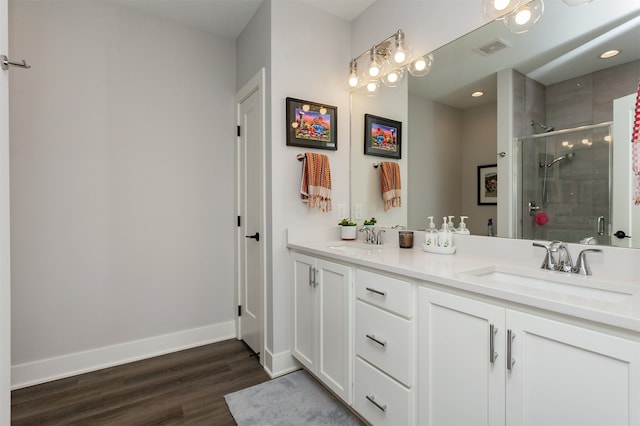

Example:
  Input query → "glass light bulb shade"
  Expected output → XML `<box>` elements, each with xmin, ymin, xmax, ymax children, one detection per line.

<box><xmin>392</xmin><ymin>40</ymin><xmax>412</xmax><ymax>66</ymax></box>
<box><xmin>408</xmin><ymin>53</ymin><xmax>433</xmax><ymax>77</ymax></box>
<box><xmin>482</xmin><ymin>0</ymin><xmax>521</xmax><ymax>21</ymax></box>
<box><xmin>368</xmin><ymin>57</ymin><xmax>382</xmax><ymax>78</ymax></box>
<box><xmin>381</xmin><ymin>68</ymin><xmax>405</xmax><ymax>88</ymax></box>
<box><xmin>562</xmin><ymin>0</ymin><xmax>592</xmax><ymax>5</ymax></box>
<box><xmin>503</xmin><ymin>0</ymin><xmax>543</xmax><ymax>34</ymax></box>
<box><xmin>366</xmin><ymin>80</ymin><xmax>379</xmax><ymax>94</ymax></box>
<box><xmin>348</xmin><ymin>71</ymin><xmax>360</xmax><ymax>88</ymax></box>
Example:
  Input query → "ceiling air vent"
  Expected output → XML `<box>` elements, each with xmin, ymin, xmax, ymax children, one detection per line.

<box><xmin>474</xmin><ymin>38</ymin><xmax>512</xmax><ymax>56</ymax></box>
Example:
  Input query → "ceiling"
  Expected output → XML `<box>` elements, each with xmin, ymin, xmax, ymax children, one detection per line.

<box><xmin>111</xmin><ymin>0</ymin><xmax>375</xmax><ymax>39</ymax></box>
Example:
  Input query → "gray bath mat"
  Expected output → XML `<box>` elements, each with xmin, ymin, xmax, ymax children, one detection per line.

<box><xmin>224</xmin><ymin>370</ymin><xmax>363</xmax><ymax>425</ymax></box>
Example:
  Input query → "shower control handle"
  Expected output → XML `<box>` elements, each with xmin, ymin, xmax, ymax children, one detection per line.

<box><xmin>614</xmin><ymin>230</ymin><xmax>631</xmax><ymax>239</ymax></box>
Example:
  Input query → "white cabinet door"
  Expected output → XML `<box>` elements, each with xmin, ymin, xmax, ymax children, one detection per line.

<box><xmin>291</xmin><ymin>253</ymin><xmax>353</xmax><ymax>404</ymax></box>
<box><xmin>292</xmin><ymin>253</ymin><xmax>316</xmax><ymax>371</ymax></box>
<box><xmin>419</xmin><ymin>287</ymin><xmax>506</xmax><ymax>426</ymax></box>
<box><xmin>506</xmin><ymin>310</ymin><xmax>640</xmax><ymax>426</ymax></box>
<box><xmin>316</xmin><ymin>258</ymin><xmax>352</xmax><ymax>404</ymax></box>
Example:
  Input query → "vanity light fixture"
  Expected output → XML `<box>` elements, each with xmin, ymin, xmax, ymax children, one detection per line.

<box><xmin>347</xmin><ymin>30</ymin><xmax>431</xmax><ymax>93</ymax></box>
<box><xmin>600</xmin><ymin>49</ymin><xmax>620</xmax><ymax>59</ymax></box>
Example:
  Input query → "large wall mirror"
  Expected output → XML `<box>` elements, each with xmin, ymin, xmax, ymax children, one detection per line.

<box><xmin>351</xmin><ymin>1</ymin><xmax>640</xmax><ymax>249</ymax></box>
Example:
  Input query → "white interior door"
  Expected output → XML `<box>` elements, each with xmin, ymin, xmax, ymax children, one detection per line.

<box><xmin>612</xmin><ymin>93</ymin><xmax>638</xmax><ymax>248</ymax></box>
<box><xmin>236</xmin><ymin>70</ymin><xmax>265</xmax><ymax>360</ymax></box>
<box><xmin>1</xmin><ymin>0</ymin><xmax>12</xmax><ymax>420</ymax></box>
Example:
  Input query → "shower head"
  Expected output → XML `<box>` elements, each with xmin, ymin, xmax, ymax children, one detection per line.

<box><xmin>531</xmin><ymin>120</ymin><xmax>555</xmax><ymax>132</ymax></box>
<box><xmin>539</xmin><ymin>151</ymin><xmax>576</xmax><ymax>168</ymax></box>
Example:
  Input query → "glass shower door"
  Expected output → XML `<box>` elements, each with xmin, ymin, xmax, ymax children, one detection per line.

<box><xmin>519</xmin><ymin>123</ymin><xmax>612</xmax><ymax>245</ymax></box>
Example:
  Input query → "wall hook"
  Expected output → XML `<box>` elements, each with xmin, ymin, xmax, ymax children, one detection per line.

<box><xmin>1</xmin><ymin>55</ymin><xmax>31</xmax><ymax>71</ymax></box>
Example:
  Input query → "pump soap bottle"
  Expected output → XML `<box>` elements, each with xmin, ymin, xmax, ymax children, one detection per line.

<box><xmin>438</xmin><ymin>216</ymin><xmax>453</xmax><ymax>248</ymax></box>
<box><xmin>448</xmin><ymin>216</ymin><xmax>457</xmax><ymax>233</ymax></box>
<box><xmin>425</xmin><ymin>216</ymin><xmax>438</xmax><ymax>246</ymax></box>
<box><xmin>457</xmin><ymin>216</ymin><xmax>470</xmax><ymax>235</ymax></box>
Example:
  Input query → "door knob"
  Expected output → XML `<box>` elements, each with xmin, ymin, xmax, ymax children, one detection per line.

<box><xmin>614</xmin><ymin>230</ymin><xmax>631</xmax><ymax>239</ymax></box>
<box><xmin>245</xmin><ymin>232</ymin><xmax>260</xmax><ymax>242</ymax></box>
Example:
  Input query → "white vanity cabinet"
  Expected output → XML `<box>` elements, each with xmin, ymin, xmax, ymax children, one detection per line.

<box><xmin>291</xmin><ymin>252</ymin><xmax>353</xmax><ymax>404</ymax></box>
<box><xmin>419</xmin><ymin>287</ymin><xmax>640</xmax><ymax>426</ymax></box>
<box><xmin>353</xmin><ymin>269</ymin><xmax>414</xmax><ymax>426</ymax></box>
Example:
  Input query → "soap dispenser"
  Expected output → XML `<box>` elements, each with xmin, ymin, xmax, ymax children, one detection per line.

<box><xmin>438</xmin><ymin>216</ymin><xmax>453</xmax><ymax>248</ymax></box>
<box><xmin>448</xmin><ymin>216</ymin><xmax>457</xmax><ymax>233</ymax></box>
<box><xmin>425</xmin><ymin>216</ymin><xmax>438</xmax><ymax>246</ymax></box>
<box><xmin>458</xmin><ymin>216</ymin><xmax>470</xmax><ymax>235</ymax></box>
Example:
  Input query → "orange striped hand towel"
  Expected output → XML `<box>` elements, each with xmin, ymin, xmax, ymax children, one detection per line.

<box><xmin>300</xmin><ymin>152</ymin><xmax>332</xmax><ymax>212</ymax></box>
<box><xmin>380</xmin><ymin>161</ymin><xmax>401</xmax><ymax>211</ymax></box>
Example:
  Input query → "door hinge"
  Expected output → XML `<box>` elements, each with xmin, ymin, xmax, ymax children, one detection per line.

<box><xmin>238</xmin><ymin>305</ymin><xmax>242</xmax><ymax>317</ymax></box>
<box><xmin>237</xmin><ymin>125</ymin><xmax>241</xmax><ymax>137</ymax></box>
<box><xmin>237</xmin><ymin>216</ymin><xmax>241</xmax><ymax>227</ymax></box>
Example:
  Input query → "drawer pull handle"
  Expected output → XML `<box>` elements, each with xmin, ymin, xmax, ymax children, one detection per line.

<box><xmin>507</xmin><ymin>329</ymin><xmax>516</xmax><ymax>370</ymax></box>
<box><xmin>366</xmin><ymin>333</ymin><xmax>387</xmax><ymax>347</ymax></box>
<box><xmin>489</xmin><ymin>324</ymin><xmax>498</xmax><ymax>364</ymax></box>
<box><xmin>365</xmin><ymin>287</ymin><xmax>387</xmax><ymax>297</ymax></box>
<box><xmin>366</xmin><ymin>394</ymin><xmax>387</xmax><ymax>413</ymax></box>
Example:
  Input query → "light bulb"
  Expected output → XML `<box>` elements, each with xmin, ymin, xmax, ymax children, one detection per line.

<box><xmin>348</xmin><ymin>60</ymin><xmax>360</xmax><ymax>88</ymax></box>
<box><xmin>381</xmin><ymin>68</ymin><xmax>405</xmax><ymax>88</ymax></box>
<box><xmin>408</xmin><ymin>53</ymin><xmax>433</xmax><ymax>77</ymax></box>
<box><xmin>392</xmin><ymin>30</ymin><xmax>411</xmax><ymax>66</ymax></box>
<box><xmin>366</xmin><ymin>81</ymin><xmax>379</xmax><ymax>93</ymax></box>
<box><xmin>302</xmin><ymin>104</ymin><xmax>310</xmax><ymax>112</ymax></box>
<box><xmin>368</xmin><ymin>47</ymin><xmax>383</xmax><ymax>78</ymax></box>
<box><xmin>319</xmin><ymin>107</ymin><xmax>327</xmax><ymax>115</ymax></box>
<box><xmin>494</xmin><ymin>0</ymin><xmax>510</xmax><ymax>11</ymax></box>
<box><xmin>503</xmin><ymin>0</ymin><xmax>543</xmax><ymax>34</ymax></box>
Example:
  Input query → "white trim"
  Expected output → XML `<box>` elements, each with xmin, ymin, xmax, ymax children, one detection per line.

<box><xmin>1</xmin><ymin>0</ymin><xmax>11</xmax><ymax>420</ymax></box>
<box><xmin>11</xmin><ymin>321</ymin><xmax>236</xmax><ymax>389</ymax></box>
<box><xmin>234</xmin><ymin>68</ymin><xmax>267</xmax><ymax>366</ymax></box>
<box><xmin>262</xmin><ymin>348</ymin><xmax>299</xmax><ymax>379</ymax></box>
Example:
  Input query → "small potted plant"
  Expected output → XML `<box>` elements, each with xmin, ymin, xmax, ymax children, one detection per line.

<box><xmin>363</xmin><ymin>217</ymin><xmax>377</xmax><ymax>227</ymax></box>
<box><xmin>338</xmin><ymin>218</ymin><xmax>357</xmax><ymax>240</ymax></box>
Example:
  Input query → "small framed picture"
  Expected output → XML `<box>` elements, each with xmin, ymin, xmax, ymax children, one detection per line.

<box><xmin>364</xmin><ymin>114</ymin><xmax>401</xmax><ymax>159</ymax></box>
<box><xmin>286</xmin><ymin>97</ymin><xmax>337</xmax><ymax>150</ymax></box>
<box><xmin>478</xmin><ymin>164</ymin><xmax>498</xmax><ymax>205</ymax></box>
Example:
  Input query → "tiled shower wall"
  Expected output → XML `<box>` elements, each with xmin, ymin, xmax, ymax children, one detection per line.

<box><xmin>515</xmin><ymin>59</ymin><xmax>639</xmax><ymax>244</ymax></box>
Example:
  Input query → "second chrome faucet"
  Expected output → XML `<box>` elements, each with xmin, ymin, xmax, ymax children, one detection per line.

<box><xmin>533</xmin><ymin>241</ymin><xmax>602</xmax><ymax>276</ymax></box>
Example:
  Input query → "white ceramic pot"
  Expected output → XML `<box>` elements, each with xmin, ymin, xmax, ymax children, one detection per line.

<box><xmin>340</xmin><ymin>225</ymin><xmax>357</xmax><ymax>240</ymax></box>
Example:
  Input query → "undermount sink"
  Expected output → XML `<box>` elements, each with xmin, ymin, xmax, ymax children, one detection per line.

<box><xmin>462</xmin><ymin>265</ymin><xmax>636</xmax><ymax>303</ymax></box>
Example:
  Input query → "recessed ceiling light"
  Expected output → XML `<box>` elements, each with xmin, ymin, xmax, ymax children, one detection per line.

<box><xmin>600</xmin><ymin>49</ymin><xmax>620</xmax><ymax>59</ymax></box>
<box><xmin>471</xmin><ymin>91</ymin><xmax>484</xmax><ymax>98</ymax></box>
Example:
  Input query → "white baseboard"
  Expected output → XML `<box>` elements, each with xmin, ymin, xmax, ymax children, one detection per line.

<box><xmin>262</xmin><ymin>348</ymin><xmax>299</xmax><ymax>379</ymax></box>
<box><xmin>11</xmin><ymin>321</ymin><xmax>236</xmax><ymax>389</ymax></box>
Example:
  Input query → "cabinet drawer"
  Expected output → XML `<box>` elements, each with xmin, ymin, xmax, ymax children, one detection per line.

<box><xmin>355</xmin><ymin>269</ymin><xmax>412</xmax><ymax>318</ymax></box>
<box><xmin>354</xmin><ymin>357</ymin><xmax>411</xmax><ymax>426</ymax></box>
<box><xmin>355</xmin><ymin>300</ymin><xmax>412</xmax><ymax>386</ymax></box>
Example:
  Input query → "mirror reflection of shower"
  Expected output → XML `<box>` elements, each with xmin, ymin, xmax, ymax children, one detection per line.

<box><xmin>517</xmin><ymin>123</ymin><xmax>612</xmax><ymax>245</ymax></box>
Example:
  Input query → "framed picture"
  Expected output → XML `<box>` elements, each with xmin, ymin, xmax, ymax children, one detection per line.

<box><xmin>364</xmin><ymin>114</ymin><xmax>402</xmax><ymax>159</ymax></box>
<box><xmin>478</xmin><ymin>164</ymin><xmax>498</xmax><ymax>205</ymax></box>
<box><xmin>286</xmin><ymin>97</ymin><xmax>337</xmax><ymax>150</ymax></box>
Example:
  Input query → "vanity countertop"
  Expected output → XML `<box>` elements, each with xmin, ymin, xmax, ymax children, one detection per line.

<box><xmin>288</xmin><ymin>236</ymin><xmax>640</xmax><ymax>334</ymax></box>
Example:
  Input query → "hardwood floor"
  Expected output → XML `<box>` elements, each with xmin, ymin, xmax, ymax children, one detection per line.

<box><xmin>11</xmin><ymin>339</ymin><xmax>271</xmax><ymax>425</ymax></box>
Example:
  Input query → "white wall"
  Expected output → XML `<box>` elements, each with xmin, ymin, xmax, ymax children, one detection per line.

<box><xmin>268</xmin><ymin>0</ymin><xmax>351</xmax><ymax>373</ymax></box>
<box><xmin>9</xmin><ymin>0</ymin><xmax>237</xmax><ymax>386</ymax></box>
<box><xmin>1</xmin><ymin>0</ymin><xmax>11</xmax><ymax>419</ymax></box>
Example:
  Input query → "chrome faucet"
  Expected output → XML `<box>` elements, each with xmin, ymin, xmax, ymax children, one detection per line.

<box><xmin>533</xmin><ymin>241</ymin><xmax>602</xmax><ymax>275</ymax></box>
<box><xmin>359</xmin><ymin>226</ymin><xmax>374</xmax><ymax>243</ymax></box>
<box><xmin>572</xmin><ymin>248</ymin><xmax>603</xmax><ymax>275</ymax></box>
<box><xmin>375</xmin><ymin>229</ymin><xmax>385</xmax><ymax>245</ymax></box>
